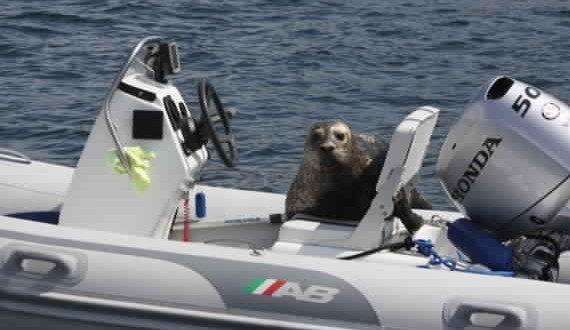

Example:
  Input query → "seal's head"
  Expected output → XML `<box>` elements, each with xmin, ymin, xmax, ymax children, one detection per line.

<box><xmin>305</xmin><ymin>120</ymin><xmax>354</xmax><ymax>168</ymax></box>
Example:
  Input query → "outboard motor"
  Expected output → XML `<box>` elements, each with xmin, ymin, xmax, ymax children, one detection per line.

<box><xmin>437</xmin><ymin>76</ymin><xmax>570</xmax><ymax>279</ymax></box>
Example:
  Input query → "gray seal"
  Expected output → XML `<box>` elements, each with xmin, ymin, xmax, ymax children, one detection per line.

<box><xmin>285</xmin><ymin>120</ymin><xmax>431</xmax><ymax>234</ymax></box>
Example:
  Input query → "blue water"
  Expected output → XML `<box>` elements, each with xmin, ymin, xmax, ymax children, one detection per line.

<box><xmin>1</xmin><ymin>1</ymin><xmax>570</xmax><ymax>211</ymax></box>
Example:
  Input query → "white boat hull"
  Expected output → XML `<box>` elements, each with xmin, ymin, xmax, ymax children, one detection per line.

<box><xmin>1</xmin><ymin>211</ymin><xmax>570</xmax><ymax>330</ymax></box>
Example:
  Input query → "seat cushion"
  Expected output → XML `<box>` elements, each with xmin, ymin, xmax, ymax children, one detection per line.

<box><xmin>278</xmin><ymin>219</ymin><xmax>354</xmax><ymax>245</ymax></box>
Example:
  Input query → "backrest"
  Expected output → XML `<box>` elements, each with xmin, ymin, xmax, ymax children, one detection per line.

<box><xmin>326</xmin><ymin>106</ymin><xmax>440</xmax><ymax>250</ymax></box>
<box><xmin>376</xmin><ymin>106</ymin><xmax>439</xmax><ymax>196</ymax></box>
<box><xmin>59</xmin><ymin>73</ymin><xmax>206</xmax><ymax>238</ymax></box>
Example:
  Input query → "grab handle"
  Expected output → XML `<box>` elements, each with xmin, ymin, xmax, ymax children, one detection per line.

<box><xmin>443</xmin><ymin>298</ymin><xmax>536</xmax><ymax>330</ymax></box>
<box><xmin>3</xmin><ymin>248</ymin><xmax>79</xmax><ymax>279</ymax></box>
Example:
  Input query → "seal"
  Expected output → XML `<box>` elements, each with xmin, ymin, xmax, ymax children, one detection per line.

<box><xmin>285</xmin><ymin>120</ymin><xmax>431</xmax><ymax>234</ymax></box>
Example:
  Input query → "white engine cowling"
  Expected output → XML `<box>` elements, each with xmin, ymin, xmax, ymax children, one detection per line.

<box><xmin>438</xmin><ymin>76</ymin><xmax>570</xmax><ymax>240</ymax></box>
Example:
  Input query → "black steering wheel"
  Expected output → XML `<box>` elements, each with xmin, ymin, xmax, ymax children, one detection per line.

<box><xmin>197</xmin><ymin>79</ymin><xmax>237</xmax><ymax>167</ymax></box>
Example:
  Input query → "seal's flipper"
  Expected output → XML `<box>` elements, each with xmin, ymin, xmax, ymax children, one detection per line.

<box><xmin>393</xmin><ymin>189</ymin><xmax>424</xmax><ymax>234</ymax></box>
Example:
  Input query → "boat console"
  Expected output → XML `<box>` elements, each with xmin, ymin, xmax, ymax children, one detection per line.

<box><xmin>59</xmin><ymin>37</ymin><xmax>236</xmax><ymax>238</ymax></box>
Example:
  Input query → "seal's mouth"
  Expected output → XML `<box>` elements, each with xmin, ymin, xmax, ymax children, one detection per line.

<box><xmin>319</xmin><ymin>154</ymin><xmax>337</xmax><ymax>167</ymax></box>
<box><xmin>319</xmin><ymin>147</ymin><xmax>336</xmax><ymax>156</ymax></box>
<box><xmin>319</xmin><ymin>149</ymin><xmax>349</xmax><ymax>168</ymax></box>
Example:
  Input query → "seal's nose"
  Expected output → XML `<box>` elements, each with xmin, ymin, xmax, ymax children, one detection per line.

<box><xmin>320</xmin><ymin>143</ymin><xmax>335</xmax><ymax>152</ymax></box>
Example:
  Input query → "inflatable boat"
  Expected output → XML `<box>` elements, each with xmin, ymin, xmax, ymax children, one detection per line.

<box><xmin>1</xmin><ymin>37</ymin><xmax>570</xmax><ymax>330</ymax></box>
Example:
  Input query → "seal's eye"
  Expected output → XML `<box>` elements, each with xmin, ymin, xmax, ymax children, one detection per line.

<box><xmin>311</xmin><ymin>128</ymin><xmax>324</xmax><ymax>139</ymax></box>
<box><xmin>334</xmin><ymin>132</ymin><xmax>346</xmax><ymax>142</ymax></box>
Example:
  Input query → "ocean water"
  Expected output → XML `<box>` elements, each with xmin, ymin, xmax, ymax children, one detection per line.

<box><xmin>1</xmin><ymin>0</ymin><xmax>569</xmax><ymax>210</ymax></box>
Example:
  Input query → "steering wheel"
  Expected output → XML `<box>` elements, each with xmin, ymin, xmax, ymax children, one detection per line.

<box><xmin>197</xmin><ymin>79</ymin><xmax>237</xmax><ymax>167</ymax></box>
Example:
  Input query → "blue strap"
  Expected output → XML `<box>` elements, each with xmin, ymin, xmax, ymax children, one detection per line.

<box><xmin>413</xmin><ymin>239</ymin><xmax>513</xmax><ymax>277</ymax></box>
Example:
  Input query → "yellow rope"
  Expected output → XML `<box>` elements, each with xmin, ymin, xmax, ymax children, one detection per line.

<box><xmin>107</xmin><ymin>146</ymin><xmax>156</xmax><ymax>192</ymax></box>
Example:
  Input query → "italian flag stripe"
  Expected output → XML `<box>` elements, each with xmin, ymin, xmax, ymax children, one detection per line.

<box><xmin>262</xmin><ymin>279</ymin><xmax>286</xmax><ymax>295</ymax></box>
<box><xmin>244</xmin><ymin>278</ymin><xmax>266</xmax><ymax>294</ymax></box>
<box><xmin>245</xmin><ymin>278</ymin><xmax>287</xmax><ymax>295</ymax></box>
<box><xmin>253</xmin><ymin>279</ymin><xmax>278</xmax><ymax>295</ymax></box>
<box><xmin>252</xmin><ymin>279</ymin><xmax>276</xmax><ymax>294</ymax></box>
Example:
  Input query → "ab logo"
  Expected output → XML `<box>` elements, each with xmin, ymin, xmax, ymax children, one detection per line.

<box><xmin>245</xmin><ymin>278</ymin><xmax>340</xmax><ymax>304</ymax></box>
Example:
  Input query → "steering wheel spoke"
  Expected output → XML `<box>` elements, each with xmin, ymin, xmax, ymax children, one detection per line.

<box><xmin>218</xmin><ymin>134</ymin><xmax>233</xmax><ymax>144</ymax></box>
<box><xmin>198</xmin><ymin>80</ymin><xmax>237</xmax><ymax>167</ymax></box>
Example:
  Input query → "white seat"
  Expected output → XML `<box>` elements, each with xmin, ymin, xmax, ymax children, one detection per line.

<box><xmin>275</xmin><ymin>106</ymin><xmax>440</xmax><ymax>251</ymax></box>
<box><xmin>277</xmin><ymin>220</ymin><xmax>354</xmax><ymax>244</ymax></box>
